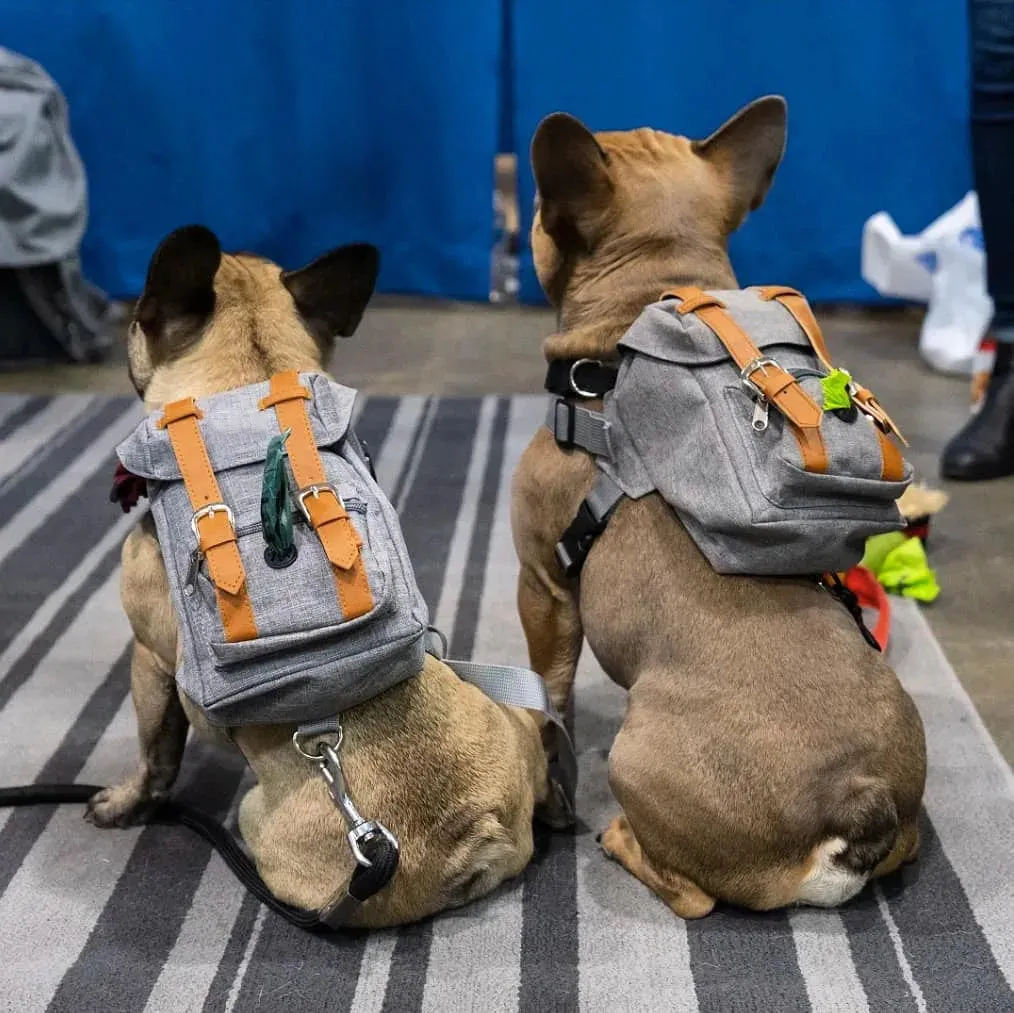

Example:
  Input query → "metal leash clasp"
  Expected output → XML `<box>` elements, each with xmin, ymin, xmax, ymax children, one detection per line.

<box><xmin>293</xmin><ymin>726</ymin><xmax>399</xmax><ymax>868</ymax></box>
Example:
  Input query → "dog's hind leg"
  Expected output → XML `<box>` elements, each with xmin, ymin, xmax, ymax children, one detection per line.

<box><xmin>85</xmin><ymin>639</ymin><xmax>189</xmax><ymax>828</ymax></box>
<box><xmin>599</xmin><ymin>813</ymin><xmax>715</xmax><ymax>919</ymax></box>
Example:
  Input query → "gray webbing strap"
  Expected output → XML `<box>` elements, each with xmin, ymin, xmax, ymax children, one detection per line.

<box><xmin>585</xmin><ymin>470</ymin><xmax>625</xmax><ymax>523</ymax></box>
<box><xmin>545</xmin><ymin>398</ymin><xmax>612</xmax><ymax>458</ymax></box>
<box><xmin>425</xmin><ymin>630</ymin><xmax>577</xmax><ymax>827</ymax></box>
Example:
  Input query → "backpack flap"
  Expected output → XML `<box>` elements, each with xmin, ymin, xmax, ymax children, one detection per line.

<box><xmin>116</xmin><ymin>372</ymin><xmax>427</xmax><ymax>725</ymax></box>
<box><xmin>115</xmin><ymin>373</ymin><xmax>357</xmax><ymax>481</ymax></box>
<box><xmin>608</xmin><ymin>288</ymin><xmax>911</xmax><ymax>575</ymax></box>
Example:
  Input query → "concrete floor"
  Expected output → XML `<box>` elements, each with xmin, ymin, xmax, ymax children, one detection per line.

<box><xmin>2</xmin><ymin>299</ymin><xmax>1012</xmax><ymax>760</ymax></box>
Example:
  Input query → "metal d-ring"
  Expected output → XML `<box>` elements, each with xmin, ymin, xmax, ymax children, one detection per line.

<box><xmin>569</xmin><ymin>358</ymin><xmax>602</xmax><ymax>399</ymax></box>
<box><xmin>292</xmin><ymin>726</ymin><xmax>343</xmax><ymax>761</ymax></box>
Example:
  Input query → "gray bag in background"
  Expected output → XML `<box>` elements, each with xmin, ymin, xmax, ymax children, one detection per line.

<box><xmin>117</xmin><ymin>373</ymin><xmax>429</xmax><ymax>728</ymax></box>
<box><xmin>0</xmin><ymin>46</ymin><xmax>113</xmax><ymax>363</ymax></box>
<box><xmin>598</xmin><ymin>287</ymin><xmax>912</xmax><ymax>575</ymax></box>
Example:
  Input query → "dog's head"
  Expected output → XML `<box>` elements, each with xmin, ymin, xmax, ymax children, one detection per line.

<box><xmin>529</xmin><ymin>96</ymin><xmax>787</xmax><ymax>322</ymax></box>
<box><xmin>127</xmin><ymin>226</ymin><xmax>379</xmax><ymax>407</ymax></box>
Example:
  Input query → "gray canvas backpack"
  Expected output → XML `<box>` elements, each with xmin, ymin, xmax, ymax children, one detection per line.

<box><xmin>116</xmin><ymin>370</ymin><xmax>432</xmax><ymax>729</ymax></box>
<box><xmin>116</xmin><ymin>371</ymin><xmax>575</xmax><ymax>911</ymax></box>
<box><xmin>546</xmin><ymin>286</ymin><xmax>911</xmax><ymax>580</ymax></box>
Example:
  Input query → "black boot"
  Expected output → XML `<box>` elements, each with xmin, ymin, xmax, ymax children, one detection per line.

<box><xmin>941</xmin><ymin>342</ymin><xmax>1014</xmax><ymax>480</ymax></box>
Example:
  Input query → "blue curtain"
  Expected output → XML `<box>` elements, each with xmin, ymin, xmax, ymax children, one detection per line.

<box><xmin>1</xmin><ymin>2</ymin><xmax>500</xmax><ymax>300</ymax></box>
<box><xmin>510</xmin><ymin>0</ymin><xmax>972</xmax><ymax>304</ymax></box>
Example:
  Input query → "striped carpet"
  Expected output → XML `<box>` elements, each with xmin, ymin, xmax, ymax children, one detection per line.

<box><xmin>1</xmin><ymin>391</ymin><xmax>1013</xmax><ymax>1013</ymax></box>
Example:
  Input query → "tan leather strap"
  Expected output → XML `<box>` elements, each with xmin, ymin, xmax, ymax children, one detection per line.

<box><xmin>758</xmin><ymin>285</ymin><xmax>910</xmax><ymax>469</ymax></box>
<box><xmin>875</xmin><ymin>428</ymin><xmax>906</xmax><ymax>482</ymax></box>
<box><xmin>157</xmin><ymin>398</ymin><xmax>258</xmax><ymax>642</ymax></box>
<box><xmin>851</xmin><ymin>383</ymin><xmax>909</xmax><ymax>447</ymax></box>
<box><xmin>664</xmin><ymin>287</ymin><xmax>829</xmax><ymax>474</ymax></box>
<box><xmin>259</xmin><ymin>371</ymin><xmax>374</xmax><ymax>620</ymax></box>
<box><xmin>756</xmin><ymin>286</ymin><xmax>833</xmax><ymax>371</ymax></box>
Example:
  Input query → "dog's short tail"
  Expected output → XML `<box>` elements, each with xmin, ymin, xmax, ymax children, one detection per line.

<box><xmin>795</xmin><ymin>777</ymin><xmax>899</xmax><ymax>908</ymax></box>
<box><xmin>828</xmin><ymin>776</ymin><xmax>899</xmax><ymax>875</ymax></box>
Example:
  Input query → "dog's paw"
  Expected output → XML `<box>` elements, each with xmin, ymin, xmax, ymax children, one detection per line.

<box><xmin>598</xmin><ymin>815</ymin><xmax>630</xmax><ymax>861</ymax></box>
<box><xmin>84</xmin><ymin>785</ymin><xmax>155</xmax><ymax>829</ymax></box>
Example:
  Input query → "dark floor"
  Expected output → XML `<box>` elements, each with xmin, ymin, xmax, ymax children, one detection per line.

<box><xmin>3</xmin><ymin>300</ymin><xmax>1012</xmax><ymax>760</ymax></box>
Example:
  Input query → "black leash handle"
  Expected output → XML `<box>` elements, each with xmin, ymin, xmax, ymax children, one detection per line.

<box><xmin>0</xmin><ymin>783</ymin><xmax>388</xmax><ymax>932</ymax></box>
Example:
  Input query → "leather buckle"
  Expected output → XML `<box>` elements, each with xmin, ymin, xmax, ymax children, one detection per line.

<box><xmin>297</xmin><ymin>483</ymin><xmax>344</xmax><ymax>524</ymax></box>
<box><xmin>190</xmin><ymin>502</ymin><xmax>235</xmax><ymax>540</ymax></box>
<box><xmin>740</xmin><ymin>357</ymin><xmax>780</xmax><ymax>399</ymax></box>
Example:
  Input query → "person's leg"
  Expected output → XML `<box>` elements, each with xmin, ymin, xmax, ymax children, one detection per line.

<box><xmin>942</xmin><ymin>0</ymin><xmax>1014</xmax><ymax>480</ymax></box>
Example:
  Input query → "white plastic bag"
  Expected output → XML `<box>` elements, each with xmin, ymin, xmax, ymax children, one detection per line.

<box><xmin>861</xmin><ymin>192</ymin><xmax>993</xmax><ymax>375</ymax></box>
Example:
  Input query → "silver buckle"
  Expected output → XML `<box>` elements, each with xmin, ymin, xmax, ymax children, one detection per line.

<box><xmin>569</xmin><ymin>358</ymin><xmax>602</xmax><ymax>399</ymax></box>
<box><xmin>297</xmin><ymin>483</ymin><xmax>343</xmax><ymax>524</ymax></box>
<box><xmin>740</xmin><ymin>357</ymin><xmax>779</xmax><ymax>399</ymax></box>
<box><xmin>189</xmin><ymin>503</ymin><xmax>234</xmax><ymax>540</ymax></box>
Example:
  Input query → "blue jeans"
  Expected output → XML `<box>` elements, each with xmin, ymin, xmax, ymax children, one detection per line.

<box><xmin>970</xmin><ymin>0</ymin><xmax>1014</xmax><ymax>334</ymax></box>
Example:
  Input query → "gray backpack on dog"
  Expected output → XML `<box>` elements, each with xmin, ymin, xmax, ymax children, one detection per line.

<box><xmin>116</xmin><ymin>371</ymin><xmax>430</xmax><ymax>728</ymax></box>
<box><xmin>549</xmin><ymin>286</ymin><xmax>911</xmax><ymax>577</ymax></box>
<box><xmin>116</xmin><ymin>369</ymin><xmax>575</xmax><ymax>812</ymax></box>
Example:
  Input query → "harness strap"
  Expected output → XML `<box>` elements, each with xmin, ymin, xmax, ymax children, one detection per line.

<box><xmin>545</xmin><ymin>398</ymin><xmax>612</xmax><ymax>456</ymax></box>
<box><xmin>424</xmin><ymin>630</ymin><xmax>578</xmax><ymax>828</ymax></box>
<box><xmin>554</xmin><ymin>471</ymin><xmax>626</xmax><ymax>578</ymax></box>
<box><xmin>157</xmin><ymin>397</ymin><xmax>258</xmax><ymax>642</ymax></box>
<box><xmin>663</xmin><ymin>287</ymin><xmax>830</xmax><ymax>475</ymax></box>
<box><xmin>259</xmin><ymin>371</ymin><xmax>374</xmax><ymax>621</ymax></box>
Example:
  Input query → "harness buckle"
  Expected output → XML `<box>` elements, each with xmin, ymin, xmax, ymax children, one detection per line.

<box><xmin>552</xmin><ymin>399</ymin><xmax>577</xmax><ymax>447</ymax></box>
<box><xmin>569</xmin><ymin>358</ymin><xmax>604</xmax><ymax>398</ymax></box>
<box><xmin>189</xmin><ymin>502</ymin><xmax>235</xmax><ymax>541</ymax></box>
<box><xmin>555</xmin><ymin>499</ymin><xmax>610</xmax><ymax>578</ymax></box>
<box><xmin>297</xmin><ymin>483</ymin><xmax>344</xmax><ymax>524</ymax></box>
<box><xmin>740</xmin><ymin>357</ymin><xmax>779</xmax><ymax>399</ymax></box>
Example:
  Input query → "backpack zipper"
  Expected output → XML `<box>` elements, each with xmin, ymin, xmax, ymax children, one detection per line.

<box><xmin>749</xmin><ymin>368</ymin><xmax>827</xmax><ymax>434</ymax></box>
<box><xmin>183</xmin><ymin>497</ymin><xmax>369</xmax><ymax>595</ymax></box>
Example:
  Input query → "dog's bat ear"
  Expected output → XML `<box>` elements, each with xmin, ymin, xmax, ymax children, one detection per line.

<box><xmin>693</xmin><ymin>95</ymin><xmax>787</xmax><ymax>230</ymax></box>
<box><xmin>282</xmin><ymin>243</ymin><xmax>379</xmax><ymax>341</ymax></box>
<box><xmin>135</xmin><ymin>225</ymin><xmax>221</xmax><ymax>339</ymax></box>
<box><xmin>531</xmin><ymin>112</ymin><xmax>613</xmax><ymax>252</ymax></box>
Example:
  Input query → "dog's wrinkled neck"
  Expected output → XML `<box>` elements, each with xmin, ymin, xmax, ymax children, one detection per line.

<box><xmin>544</xmin><ymin>241</ymin><xmax>737</xmax><ymax>363</ymax></box>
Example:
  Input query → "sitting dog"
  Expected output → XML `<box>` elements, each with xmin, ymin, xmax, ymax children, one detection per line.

<box><xmin>88</xmin><ymin>227</ymin><xmax>549</xmax><ymax>926</ymax></box>
<box><xmin>510</xmin><ymin>97</ymin><xmax>927</xmax><ymax>917</ymax></box>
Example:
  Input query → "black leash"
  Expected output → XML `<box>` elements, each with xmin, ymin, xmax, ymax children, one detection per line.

<box><xmin>0</xmin><ymin>783</ymin><xmax>395</xmax><ymax>932</ymax></box>
<box><xmin>819</xmin><ymin>573</ymin><xmax>883</xmax><ymax>652</ymax></box>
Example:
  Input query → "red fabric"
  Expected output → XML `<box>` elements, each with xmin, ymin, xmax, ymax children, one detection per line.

<box><xmin>903</xmin><ymin>518</ymin><xmax>930</xmax><ymax>543</ymax></box>
<box><xmin>110</xmin><ymin>462</ymin><xmax>147</xmax><ymax>513</ymax></box>
<box><xmin>843</xmin><ymin>565</ymin><xmax>891</xmax><ymax>651</ymax></box>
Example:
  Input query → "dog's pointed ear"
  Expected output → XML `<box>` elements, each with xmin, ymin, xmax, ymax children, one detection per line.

<box><xmin>282</xmin><ymin>242</ymin><xmax>379</xmax><ymax>340</ymax></box>
<box><xmin>135</xmin><ymin>225</ymin><xmax>221</xmax><ymax>339</ymax></box>
<box><xmin>693</xmin><ymin>96</ymin><xmax>787</xmax><ymax>229</ymax></box>
<box><xmin>531</xmin><ymin>112</ymin><xmax>613</xmax><ymax>251</ymax></box>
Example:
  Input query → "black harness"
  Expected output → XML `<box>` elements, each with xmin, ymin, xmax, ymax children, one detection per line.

<box><xmin>545</xmin><ymin>359</ymin><xmax>882</xmax><ymax>653</ymax></box>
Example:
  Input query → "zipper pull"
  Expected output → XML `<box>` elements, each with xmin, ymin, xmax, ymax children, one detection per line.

<box><xmin>184</xmin><ymin>549</ymin><xmax>201</xmax><ymax>596</ymax></box>
<box><xmin>751</xmin><ymin>397</ymin><xmax>770</xmax><ymax>432</ymax></box>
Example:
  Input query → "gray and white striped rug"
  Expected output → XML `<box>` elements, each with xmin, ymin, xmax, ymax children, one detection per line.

<box><xmin>1</xmin><ymin>392</ymin><xmax>1013</xmax><ymax>1013</ymax></box>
